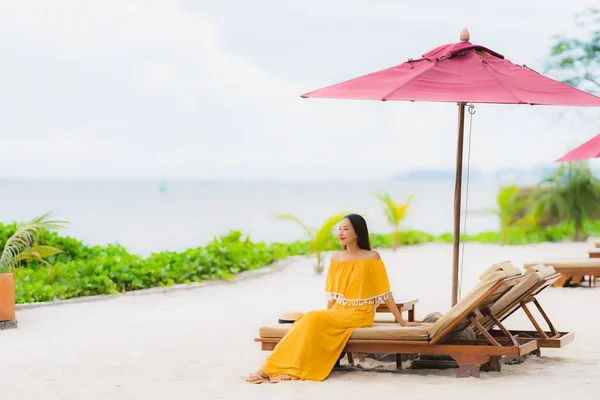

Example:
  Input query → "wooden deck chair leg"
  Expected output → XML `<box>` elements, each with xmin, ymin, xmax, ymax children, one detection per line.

<box><xmin>553</xmin><ymin>275</ymin><xmax>570</xmax><ymax>287</ymax></box>
<box><xmin>355</xmin><ymin>353</ymin><xmax>365</xmax><ymax>364</ymax></box>
<box><xmin>451</xmin><ymin>312</ymin><xmax>510</xmax><ymax>379</ymax></box>
<box><xmin>484</xmin><ymin>311</ymin><xmax>520</xmax><ymax>347</ymax></box>
<box><xmin>531</xmin><ymin>299</ymin><xmax>558</xmax><ymax>337</ymax></box>
<box><xmin>449</xmin><ymin>353</ymin><xmax>491</xmax><ymax>379</ymax></box>
<box><xmin>520</xmin><ymin>299</ymin><xmax>559</xmax><ymax>339</ymax></box>
<box><xmin>346</xmin><ymin>352</ymin><xmax>365</xmax><ymax>365</ymax></box>
<box><xmin>469</xmin><ymin>315</ymin><xmax>502</xmax><ymax>347</ymax></box>
<box><xmin>520</xmin><ymin>302</ymin><xmax>550</xmax><ymax>339</ymax></box>
<box><xmin>481</xmin><ymin>356</ymin><xmax>502</xmax><ymax>372</ymax></box>
<box><xmin>471</xmin><ymin>309</ymin><xmax>520</xmax><ymax>347</ymax></box>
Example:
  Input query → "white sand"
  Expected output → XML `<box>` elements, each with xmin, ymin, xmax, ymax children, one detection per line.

<box><xmin>1</xmin><ymin>241</ymin><xmax>600</xmax><ymax>400</ymax></box>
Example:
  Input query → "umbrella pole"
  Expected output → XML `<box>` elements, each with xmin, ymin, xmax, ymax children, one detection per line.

<box><xmin>451</xmin><ymin>102</ymin><xmax>466</xmax><ymax>306</ymax></box>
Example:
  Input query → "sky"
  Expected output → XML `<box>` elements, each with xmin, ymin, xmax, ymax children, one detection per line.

<box><xmin>0</xmin><ymin>0</ymin><xmax>598</xmax><ymax>180</ymax></box>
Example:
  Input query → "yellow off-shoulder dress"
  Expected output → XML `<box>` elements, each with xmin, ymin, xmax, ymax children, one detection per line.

<box><xmin>261</xmin><ymin>258</ymin><xmax>392</xmax><ymax>381</ymax></box>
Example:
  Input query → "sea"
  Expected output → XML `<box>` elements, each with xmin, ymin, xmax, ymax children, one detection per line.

<box><xmin>0</xmin><ymin>179</ymin><xmax>504</xmax><ymax>256</ymax></box>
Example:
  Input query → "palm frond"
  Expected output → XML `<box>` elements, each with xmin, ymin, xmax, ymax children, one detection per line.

<box><xmin>16</xmin><ymin>245</ymin><xmax>63</xmax><ymax>261</ymax></box>
<box><xmin>394</xmin><ymin>194</ymin><xmax>414</xmax><ymax>220</ymax></box>
<box><xmin>375</xmin><ymin>192</ymin><xmax>397</xmax><ymax>225</ymax></box>
<box><xmin>513</xmin><ymin>215</ymin><xmax>538</xmax><ymax>229</ymax></box>
<box><xmin>315</xmin><ymin>212</ymin><xmax>347</xmax><ymax>246</ymax></box>
<box><xmin>375</xmin><ymin>192</ymin><xmax>413</xmax><ymax>226</ymax></box>
<box><xmin>0</xmin><ymin>211</ymin><xmax>68</xmax><ymax>273</ymax></box>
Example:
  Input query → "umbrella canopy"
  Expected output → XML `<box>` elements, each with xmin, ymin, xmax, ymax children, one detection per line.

<box><xmin>557</xmin><ymin>133</ymin><xmax>600</xmax><ymax>162</ymax></box>
<box><xmin>300</xmin><ymin>29</ymin><xmax>600</xmax><ymax>307</ymax></box>
<box><xmin>301</xmin><ymin>31</ymin><xmax>600</xmax><ymax>106</ymax></box>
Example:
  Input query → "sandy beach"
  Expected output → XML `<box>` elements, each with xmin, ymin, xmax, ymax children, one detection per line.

<box><xmin>1</xmin><ymin>241</ymin><xmax>599</xmax><ymax>400</ymax></box>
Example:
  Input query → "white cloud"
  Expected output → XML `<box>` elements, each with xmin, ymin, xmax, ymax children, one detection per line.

<box><xmin>0</xmin><ymin>0</ymin><xmax>598</xmax><ymax>180</ymax></box>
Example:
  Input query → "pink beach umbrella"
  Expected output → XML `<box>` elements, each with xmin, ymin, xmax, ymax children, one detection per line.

<box><xmin>301</xmin><ymin>29</ymin><xmax>600</xmax><ymax>306</ymax></box>
<box><xmin>556</xmin><ymin>133</ymin><xmax>600</xmax><ymax>162</ymax></box>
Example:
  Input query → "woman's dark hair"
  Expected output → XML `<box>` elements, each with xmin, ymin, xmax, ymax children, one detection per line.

<box><xmin>343</xmin><ymin>213</ymin><xmax>371</xmax><ymax>250</ymax></box>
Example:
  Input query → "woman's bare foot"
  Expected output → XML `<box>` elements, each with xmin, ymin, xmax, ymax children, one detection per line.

<box><xmin>271</xmin><ymin>374</ymin><xmax>292</xmax><ymax>383</ymax></box>
<box><xmin>244</xmin><ymin>369</ymin><xmax>269</xmax><ymax>384</ymax></box>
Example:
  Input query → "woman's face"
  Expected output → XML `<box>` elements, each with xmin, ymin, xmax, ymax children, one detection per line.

<box><xmin>338</xmin><ymin>218</ymin><xmax>357</xmax><ymax>246</ymax></box>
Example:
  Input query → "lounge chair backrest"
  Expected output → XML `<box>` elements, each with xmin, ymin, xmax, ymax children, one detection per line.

<box><xmin>479</xmin><ymin>264</ymin><xmax>557</xmax><ymax>330</ymax></box>
<box><xmin>427</xmin><ymin>261</ymin><xmax>522</xmax><ymax>341</ymax></box>
<box><xmin>478</xmin><ymin>260</ymin><xmax>517</xmax><ymax>281</ymax></box>
<box><xmin>489</xmin><ymin>268</ymin><xmax>542</xmax><ymax>313</ymax></box>
<box><xmin>532</xmin><ymin>264</ymin><xmax>558</xmax><ymax>278</ymax></box>
<box><xmin>478</xmin><ymin>266</ymin><xmax>545</xmax><ymax>329</ymax></box>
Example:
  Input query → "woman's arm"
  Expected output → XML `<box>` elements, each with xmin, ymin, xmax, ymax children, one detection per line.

<box><xmin>384</xmin><ymin>293</ymin><xmax>419</xmax><ymax>326</ymax></box>
<box><xmin>327</xmin><ymin>299</ymin><xmax>336</xmax><ymax>309</ymax></box>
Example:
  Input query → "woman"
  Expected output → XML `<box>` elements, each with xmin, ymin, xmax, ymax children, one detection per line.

<box><xmin>245</xmin><ymin>213</ymin><xmax>418</xmax><ymax>383</ymax></box>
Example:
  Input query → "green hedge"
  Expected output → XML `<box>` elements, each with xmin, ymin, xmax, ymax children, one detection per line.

<box><xmin>2</xmin><ymin>219</ymin><xmax>600</xmax><ymax>304</ymax></box>
<box><xmin>11</xmin><ymin>230</ymin><xmax>310</xmax><ymax>304</ymax></box>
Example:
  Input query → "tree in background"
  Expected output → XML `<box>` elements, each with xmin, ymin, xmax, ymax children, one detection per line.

<box><xmin>277</xmin><ymin>212</ymin><xmax>346</xmax><ymax>274</ymax></box>
<box><xmin>532</xmin><ymin>162</ymin><xmax>600</xmax><ymax>241</ymax></box>
<box><xmin>546</xmin><ymin>8</ymin><xmax>600</xmax><ymax>93</ymax></box>
<box><xmin>483</xmin><ymin>185</ymin><xmax>537</xmax><ymax>245</ymax></box>
<box><xmin>375</xmin><ymin>192</ymin><xmax>413</xmax><ymax>251</ymax></box>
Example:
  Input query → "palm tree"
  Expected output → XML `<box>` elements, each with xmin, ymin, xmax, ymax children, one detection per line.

<box><xmin>532</xmin><ymin>162</ymin><xmax>600</xmax><ymax>241</ymax></box>
<box><xmin>483</xmin><ymin>185</ymin><xmax>537</xmax><ymax>245</ymax></box>
<box><xmin>375</xmin><ymin>192</ymin><xmax>413</xmax><ymax>251</ymax></box>
<box><xmin>277</xmin><ymin>212</ymin><xmax>346</xmax><ymax>274</ymax></box>
<box><xmin>0</xmin><ymin>211</ymin><xmax>68</xmax><ymax>273</ymax></box>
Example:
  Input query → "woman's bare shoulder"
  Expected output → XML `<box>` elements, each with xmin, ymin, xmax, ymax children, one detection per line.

<box><xmin>365</xmin><ymin>250</ymin><xmax>381</xmax><ymax>260</ymax></box>
<box><xmin>331</xmin><ymin>250</ymin><xmax>380</xmax><ymax>262</ymax></box>
<box><xmin>331</xmin><ymin>251</ymin><xmax>344</xmax><ymax>262</ymax></box>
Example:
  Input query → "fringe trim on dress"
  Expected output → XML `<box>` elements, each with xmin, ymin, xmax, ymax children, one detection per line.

<box><xmin>325</xmin><ymin>291</ymin><xmax>391</xmax><ymax>306</ymax></box>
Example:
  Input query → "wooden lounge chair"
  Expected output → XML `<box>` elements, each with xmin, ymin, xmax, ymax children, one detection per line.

<box><xmin>255</xmin><ymin>262</ymin><xmax>539</xmax><ymax>378</ymax></box>
<box><xmin>478</xmin><ymin>263</ymin><xmax>574</xmax><ymax>350</ymax></box>
<box><xmin>587</xmin><ymin>250</ymin><xmax>600</xmax><ymax>259</ymax></box>
<box><xmin>523</xmin><ymin>259</ymin><xmax>600</xmax><ymax>287</ymax></box>
<box><xmin>374</xmin><ymin>264</ymin><xmax>574</xmax><ymax>350</ymax></box>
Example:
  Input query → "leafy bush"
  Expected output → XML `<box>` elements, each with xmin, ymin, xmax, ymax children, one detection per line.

<box><xmin>12</xmin><ymin>230</ymin><xmax>313</xmax><ymax>304</ymax></box>
<box><xmin>4</xmin><ymin>218</ymin><xmax>600</xmax><ymax>304</ymax></box>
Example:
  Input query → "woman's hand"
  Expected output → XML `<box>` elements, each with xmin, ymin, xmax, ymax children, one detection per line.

<box><xmin>383</xmin><ymin>293</ymin><xmax>421</xmax><ymax>327</ymax></box>
<box><xmin>398</xmin><ymin>320</ymin><xmax>420</xmax><ymax>327</ymax></box>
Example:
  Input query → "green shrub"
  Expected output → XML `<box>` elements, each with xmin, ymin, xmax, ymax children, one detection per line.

<box><xmin>3</xmin><ymin>219</ymin><xmax>600</xmax><ymax>304</ymax></box>
<box><xmin>12</xmin><ymin>230</ymin><xmax>308</xmax><ymax>304</ymax></box>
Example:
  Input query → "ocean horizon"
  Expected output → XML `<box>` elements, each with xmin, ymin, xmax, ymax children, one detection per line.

<box><xmin>0</xmin><ymin>179</ymin><xmax>507</xmax><ymax>256</ymax></box>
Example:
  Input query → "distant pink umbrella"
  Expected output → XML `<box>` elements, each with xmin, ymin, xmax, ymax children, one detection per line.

<box><xmin>556</xmin><ymin>133</ymin><xmax>600</xmax><ymax>162</ymax></box>
<box><xmin>301</xmin><ymin>29</ymin><xmax>600</xmax><ymax>306</ymax></box>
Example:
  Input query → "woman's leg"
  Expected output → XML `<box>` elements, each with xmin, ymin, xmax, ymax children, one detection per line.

<box><xmin>261</xmin><ymin>309</ymin><xmax>354</xmax><ymax>381</ymax></box>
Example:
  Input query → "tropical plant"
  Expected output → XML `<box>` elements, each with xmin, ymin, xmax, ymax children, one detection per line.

<box><xmin>483</xmin><ymin>185</ymin><xmax>537</xmax><ymax>245</ymax></box>
<box><xmin>375</xmin><ymin>192</ymin><xmax>413</xmax><ymax>251</ymax></box>
<box><xmin>0</xmin><ymin>211</ymin><xmax>67</xmax><ymax>273</ymax></box>
<box><xmin>546</xmin><ymin>8</ymin><xmax>600</xmax><ymax>94</ymax></box>
<box><xmin>277</xmin><ymin>212</ymin><xmax>346</xmax><ymax>274</ymax></box>
<box><xmin>531</xmin><ymin>162</ymin><xmax>600</xmax><ymax>241</ymax></box>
